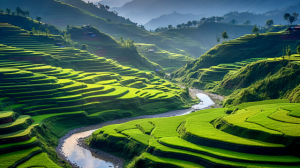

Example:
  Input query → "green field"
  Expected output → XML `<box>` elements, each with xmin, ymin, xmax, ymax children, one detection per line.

<box><xmin>0</xmin><ymin>22</ymin><xmax>195</xmax><ymax>167</ymax></box>
<box><xmin>90</xmin><ymin>100</ymin><xmax>300</xmax><ymax>167</ymax></box>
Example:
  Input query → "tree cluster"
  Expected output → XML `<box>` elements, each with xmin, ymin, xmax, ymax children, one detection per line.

<box><xmin>284</xmin><ymin>12</ymin><xmax>299</xmax><ymax>25</ymax></box>
<box><xmin>3</xmin><ymin>7</ymin><xmax>30</xmax><ymax>17</ymax></box>
<box><xmin>265</xmin><ymin>19</ymin><xmax>274</xmax><ymax>27</ymax></box>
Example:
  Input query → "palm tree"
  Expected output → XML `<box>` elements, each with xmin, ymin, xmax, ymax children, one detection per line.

<box><xmin>6</xmin><ymin>8</ymin><xmax>11</xmax><ymax>15</ymax></box>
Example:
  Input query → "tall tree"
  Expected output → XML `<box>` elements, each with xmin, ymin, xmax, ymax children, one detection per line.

<box><xmin>15</xmin><ymin>7</ymin><xmax>22</xmax><ymax>16</ymax></box>
<box><xmin>6</xmin><ymin>8</ymin><xmax>11</xmax><ymax>14</ymax></box>
<box><xmin>168</xmin><ymin>25</ymin><xmax>172</xmax><ymax>29</ymax></box>
<box><xmin>24</xmin><ymin>10</ymin><xmax>30</xmax><ymax>17</ymax></box>
<box><xmin>230</xmin><ymin>19</ymin><xmax>238</xmax><ymax>24</ymax></box>
<box><xmin>176</xmin><ymin>24</ymin><xmax>181</xmax><ymax>28</ymax></box>
<box><xmin>289</xmin><ymin>16</ymin><xmax>296</xmax><ymax>25</ymax></box>
<box><xmin>187</xmin><ymin>21</ymin><xmax>192</xmax><ymax>28</ymax></box>
<box><xmin>252</xmin><ymin>25</ymin><xmax>259</xmax><ymax>34</ymax></box>
<box><xmin>284</xmin><ymin>13</ymin><xmax>291</xmax><ymax>24</ymax></box>
<box><xmin>221</xmin><ymin>31</ymin><xmax>229</xmax><ymax>41</ymax></box>
<box><xmin>297</xmin><ymin>46</ymin><xmax>300</xmax><ymax>55</ymax></box>
<box><xmin>265</xmin><ymin>19</ymin><xmax>274</xmax><ymax>27</ymax></box>
<box><xmin>36</xmin><ymin>16</ymin><xmax>41</xmax><ymax>22</ymax></box>
<box><xmin>192</xmin><ymin>20</ymin><xmax>197</xmax><ymax>26</ymax></box>
<box><xmin>291</xmin><ymin>12</ymin><xmax>299</xmax><ymax>24</ymax></box>
<box><xmin>243</xmin><ymin>20</ymin><xmax>251</xmax><ymax>25</ymax></box>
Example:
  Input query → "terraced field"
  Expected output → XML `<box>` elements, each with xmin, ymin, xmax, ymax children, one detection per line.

<box><xmin>90</xmin><ymin>100</ymin><xmax>300</xmax><ymax>167</ymax></box>
<box><xmin>179</xmin><ymin>56</ymin><xmax>272</xmax><ymax>90</ymax></box>
<box><xmin>0</xmin><ymin>23</ymin><xmax>194</xmax><ymax>167</ymax></box>
<box><xmin>135</xmin><ymin>43</ymin><xmax>194</xmax><ymax>73</ymax></box>
<box><xmin>171</xmin><ymin>30</ymin><xmax>300</xmax><ymax>90</ymax></box>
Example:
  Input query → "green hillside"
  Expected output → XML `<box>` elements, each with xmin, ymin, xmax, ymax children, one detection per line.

<box><xmin>216</xmin><ymin>57</ymin><xmax>300</xmax><ymax>106</ymax></box>
<box><xmin>159</xmin><ymin>22</ymin><xmax>254</xmax><ymax>55</ymax></box>
<box><xmin>171</xmin><ymin>30</ymin><xmax>300</xmax><ymax>90</ymax></box>
<box><xmin>0</xmin><ymin>14</ymin><xmax>162</xmax><ymax>71</ymax></box>
<box><xmin>62</xmin><ymin>0</ymin><xmax>135</xmax><ymax>25</ymax></box>
<box><xmin>89</xmin><ymin>100</ymin><xmax>300</xmax><ymax>167</ymax></box>
<box><xmin>0</xmin><ymin>22</ymin><xmax>195</xmax><ymax>167</ymax></box>
<box><xmin>135</xmin><ymin>43</ymin><xmax>194</xmax><ymax>73</ymax></box>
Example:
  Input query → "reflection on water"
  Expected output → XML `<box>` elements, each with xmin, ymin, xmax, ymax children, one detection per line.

<box><xmin>61</xmin><ymin>93</ymin><xmax>214</xmax><ymax>168</ymax></box>
<box><xmin>61</xmin><ymin>130</ymin><xmax>119</xmax><ymax>168</ymax></box>
<box><xmin>192</xmin><ymin>93</ymin><xmax>215</xmax><ymax>110</ymax></box>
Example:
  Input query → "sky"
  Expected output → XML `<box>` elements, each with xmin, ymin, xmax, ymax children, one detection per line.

<box><xmin>83</xmin><ymin>0</ymin><xmax>132</xmax><ymax>7</ymax></box>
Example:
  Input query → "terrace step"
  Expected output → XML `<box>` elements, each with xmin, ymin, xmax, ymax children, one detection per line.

<box><xmin>178</xmin><ymin>110</ymin><xmax>288</xmax><ymax>155</ymax></box>
<box><xmin>0</xmin><ymin>147</ymin><xmax>42</xmax><ymax>168</ymax></box>
<box><xmin>0</xmin><ymin>137</ymin><xmax>38</xmax><ymax>154</ymax></box>
<box><xmin>17</xmin><ymin>153</ymin><xmax>60</xmax><ymax>168</ymax></box>
<box><xmin>0</xmin><ymin>115</ymin><xmax>33</xmax><ymax>135</ymax></box>
<box><xmin>0</xmin><ymin>125</ymin><xmax>37</xmax><ymax>145</ymax></box>
<box><xmin>0</xmin><ymin>111</ymin><xmax>19</xmax><ymax>124</ymax></box>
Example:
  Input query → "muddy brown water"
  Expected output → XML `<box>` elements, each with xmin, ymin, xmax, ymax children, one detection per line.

<box><xmin>56</xmin><ymin>93</ymin><xmax>219</xmax><ymax>168</ymax></box>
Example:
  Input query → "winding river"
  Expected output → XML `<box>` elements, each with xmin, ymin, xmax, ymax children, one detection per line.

<box><xmin>56</xmin><ymin>92</ymin><xmax>218</xmax><ymax>168</ymax></box>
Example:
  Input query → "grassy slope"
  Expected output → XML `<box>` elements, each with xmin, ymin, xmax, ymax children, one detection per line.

<box><xmin>89</xmin><ymin>101</ymin><xmax>300</xmax><ymax>168</ymax></box>
<box><xmin>0</xmin><ymin>22</ymin><xmax>195</xmax><ymax>167</ymax></box>
<box><xmin>0</xmin><ymin>13</ymin><xmax>161</xmax><ymax>71</ymax></box>
<box><xmin>172</xmin><ymin>31</ymin><xmax>300</xmax><ymax>79</ymax></box>
<box><xmin>135</xmin><ymin>43</ymin><xmax>194</xmax><ymax>73</ymax></box>
<box><xmin>217</xmin><ymin>57</ymin><xmax>300</xmax><ymax>106</ymax></box>
<box><xmin>62</xmin><ymin>0</ymin><xmax>135</xmax><ymax>25</ymax></box>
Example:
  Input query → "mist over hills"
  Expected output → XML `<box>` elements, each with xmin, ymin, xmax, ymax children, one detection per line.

<box><xmin>145</xmin><ymin>2</ymin><xmax>300</xmax><ymax>30</ymax></box>
<box><xmin>113</xmin><ymin>0</ymin><xmax>300</xmax><ymax>25</ymax></box>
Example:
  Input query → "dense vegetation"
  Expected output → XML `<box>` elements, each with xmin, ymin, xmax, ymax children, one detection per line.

<box><xmin>0</xmin><ymin>23</ymin><xmax>195</xmax><ymax>167</ymax></box>
<box><xmin>89</xmin><ymin>100</ymin><xmax>300</xmax><ymax>167</ymax></box>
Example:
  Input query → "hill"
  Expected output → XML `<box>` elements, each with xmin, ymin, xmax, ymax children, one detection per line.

<box><xmin>0</xmin><ymin>0</ymin><xmax>198</xmax><ymax>69</ymax></box>
<box><xmin>0</xmin><ymin>0</ymin><xmax>150</xmax><ymax>39</ymax></box>
<box><xmin>89</xmin><ymin>99</ymin><xmax>300</xmax><ymax>167</ymax></box>
<box><xmin>171</xmin><ymin>31</ymin><xmax>299</xmax><ymax>79</ymax></box>
<box><xmin>135</xmin><ymin>43</ymin><xmax>194</xmax><ymax>73</ymax></box>
<box><xmin>144</xmin><ymin>12</ymin><xmax>201</xmax><ymax>30</ymax></box>
<box><xmin>0</xmin><ymin>22</ymin><xmax>195</xmax><ymax>167</ymax></box>
<box><xmin>0</xmin><ymin>12</ymin><xmax>162</xmax><ymax>71</ymax></box>
<box><xmin>62</xmin><ymin>0</ymin><xmax>135</xmax><ymax>25</ymax></box>
<box><xmin>223</xmin><ymin>3</ymin><xmax>300</xmax><ymax>27</ymax></box>
<box><xmin>113</xmin><ymin>0</ymin><xmax>300</xmax><ymax>25</ymax></box>
<box><xmin>171</xmin><ymin>29</ymin><xmax>300</xmax><ymax>105</ymax></box>
<box><xmin>156</xmin><ymin>22</ymin><xmax>253</xmax><ymax>57</ymax></box>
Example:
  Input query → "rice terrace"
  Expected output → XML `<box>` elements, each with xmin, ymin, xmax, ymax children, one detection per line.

<box><xmin>0</xmin><ymin>0</ymin><xmax>300</xmax><ymax>167</ymax></box>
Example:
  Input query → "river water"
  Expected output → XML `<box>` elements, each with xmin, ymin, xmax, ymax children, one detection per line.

<box><xmin>57</xmin><ymin>93</ymin><xmax>216</xmax><ymax>168</ymax></box>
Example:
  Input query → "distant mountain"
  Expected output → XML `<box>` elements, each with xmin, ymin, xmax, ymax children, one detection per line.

<box><xmin>113</xmin><ymin>0</ymin><xmax>300</xmax><ymax>25</ymax></box>
<box><xmin>144</xmin><ymin>12</ymin><xmax>201</xmax><ymax>30</ymax></box>
<box><xmin>145</xmin><ymin>2</ymin><xmax>300</xmax><ymax>30</ymax></box>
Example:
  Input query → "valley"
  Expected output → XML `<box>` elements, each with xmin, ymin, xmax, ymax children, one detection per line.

<box><xmin>0</xmin><ymin>0</ymin><xmax>300</xmax><ymax>167</ymax></box>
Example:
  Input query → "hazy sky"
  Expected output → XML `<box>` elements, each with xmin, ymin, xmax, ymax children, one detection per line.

<box><xmin>83</xmin><ymin>0</ymin><xmax>132</xmax><ymax>7</ymax></box>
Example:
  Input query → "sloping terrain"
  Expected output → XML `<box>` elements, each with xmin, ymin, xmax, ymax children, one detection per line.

<box><xmin>171</xmin><ymin>30</ymin><xmax>300</xmax><ymax>88</ymax></box>
<box><xmin>0</xmin><ymin>14</ymin><xmax>162</xmax><ymax>71</ymax></box>
<box><xmin>89</xmin><ymin>100</ymin><xmax>300</xmax><ymax>167</ymax></box>
<box><xmin>0</xmin><ymin>22</ymin><xmax>194</xmax><ymax>167</ymax></box>
<box><xmin>135</xmin><ymin>43</ymin><xmax>194</xmax><ymax>73</ymax></box>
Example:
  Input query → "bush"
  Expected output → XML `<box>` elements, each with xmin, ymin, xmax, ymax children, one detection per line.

<box><xmin>81</xmin><ymin>44</ymin><xmax>88</xmax><ymax>50</ymax></box>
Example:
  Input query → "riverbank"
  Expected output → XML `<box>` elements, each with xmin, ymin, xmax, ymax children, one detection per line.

<box><xmin>56</xmin><ymin>90</ymin><xmax>224</xmax><ymax>168</ymax></box>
